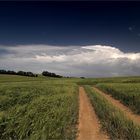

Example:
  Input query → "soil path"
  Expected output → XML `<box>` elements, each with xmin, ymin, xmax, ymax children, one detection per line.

<box><xmin>93</xmin><ymin>86</ymin><xmax>140</xmax><ymax>125</ymax></box>
<box><xmin>77</xmin><ymin>87</ymin><xmax>109</xmax><ymax>140</ymax></box>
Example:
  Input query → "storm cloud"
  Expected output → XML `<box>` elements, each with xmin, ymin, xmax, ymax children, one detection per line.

<box><xmin>0</xmin><ymin>44</ymin><xmax>140</xmax><ymax>77</ymax></box>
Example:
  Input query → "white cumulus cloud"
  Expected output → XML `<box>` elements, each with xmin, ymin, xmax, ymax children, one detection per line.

<box><xmin>0</xmin><ymin>44</ymin><xmax>140</xmax><ymax>77</ymax></box>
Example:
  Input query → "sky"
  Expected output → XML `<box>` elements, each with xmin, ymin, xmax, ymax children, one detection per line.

<box><xmin>0</xmin><ymin>1</ymin><xmax>140</xmax><ymax>77</ymax></box>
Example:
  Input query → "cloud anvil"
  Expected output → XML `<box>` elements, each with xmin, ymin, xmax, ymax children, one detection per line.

<box><xmin>0</xmin><ymin>45</ymin><xmax>140</xmax><ymax>77</ymax></box>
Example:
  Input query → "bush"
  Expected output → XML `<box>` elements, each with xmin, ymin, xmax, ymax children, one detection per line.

<box><xmin>42</xmin><ymin>71</ymin><xmax>62</xmax><ymax>78</ymax></box>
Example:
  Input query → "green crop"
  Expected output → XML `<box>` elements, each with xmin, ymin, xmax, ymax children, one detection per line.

<box><xmin>84</xmin><ymin>85</ymin><xmax>140</xmax><ymax>140</ymax></box>
<box><xmin>1</xmin><ymin>74</ymin><xmax>140</xmax><ymax>140</ymax></box>
<box><xmin>96</xmin><ymin>83</ymin><xmax>140</xmax><ymax>114</ymax></box>
<box><xmin>0</xmin><ymin>76</ymin><xmax>78</xmax><ymax>140</ymax></box>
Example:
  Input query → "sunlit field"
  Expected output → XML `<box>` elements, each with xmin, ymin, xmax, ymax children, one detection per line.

<box><xmin>0</xmin><ymin>74</ymin><xmax>140</xmax><ymax>139</ymax></box>
<box><xmin>0</xmin><ymin>75</ymin><xmax>79</xmax><ymax>139</ymax></box>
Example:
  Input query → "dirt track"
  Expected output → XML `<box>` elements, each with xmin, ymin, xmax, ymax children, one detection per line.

<box><xmin>77</xmin><ymin>87</ymin><xmax>109</xmax><ymax>140</ymax></box>
<box><xmin>93</xmin><ymin>86</ymin><xmax>140</xmax><ymax>125</ymax></box>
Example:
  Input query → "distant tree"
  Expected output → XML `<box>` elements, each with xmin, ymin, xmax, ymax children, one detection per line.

<box><xmin>80</xmin><ymin>77</ymin><xmax>85</xmax><ymax>79</ymax></box>
<box><xmin>26</xmin><ymin>72</ymin><xmax>34</xmax><ymax>77</ymax></box>
<box><xmin>17</xmin><ymin>71</ymin><xmax>37</xmax><ymax>77</ymax></box>
<box><xmin>7</xmin><ymin>70</ymin><xmax>16</xmax><ymax>75</ymax></box>
<box><xmin>0</xmin><ymin>70</ymin><xmax>16</xmax><ymax>75</ymax></box>
<box><xmin>42</xmin><ymin>71</ymin><xmax>62</xmax><ymax>78</ymax></box>
<box><xmin>0</xmin><ymin>69</ymin><xmax>37</xmax><ymax>77</ymax></box>
<box><xmin>0</xmin><ymin>70</ymin><xmax>7</xmax><ymax>74</ymax></box>
<box><xmin>17</xmin><ymin>71</ymin><xmax>25</xmax><ymax>76</ymax></box>
<box><xmin>42</xmin><ymin>71</ymin><xmax>49</xmax><ymax>76</ymax></box>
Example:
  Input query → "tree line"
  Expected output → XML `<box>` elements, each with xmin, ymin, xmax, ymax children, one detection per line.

<box><xmin>42</xmin><ymin>71</ymin><xmax>62</xmax><ymax>78</ymax></box>
<box><xmin>0</xmin><ymin>70</ymin><xmax>63</xmax><ymax>78</ymax></box>
<box><xmin>0</xmin><ymin>70</ymin><xmax>38</xmax><ymax>77</ymax></box>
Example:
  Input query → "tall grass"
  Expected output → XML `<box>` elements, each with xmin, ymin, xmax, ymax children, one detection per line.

<box><xmin>96</xmin><ymin>83</ymin><xmax>140</xmax><ymax>114</ymax></box>
<box><xmin>0</xmin><ymin>80</ymin><xmax>78</xmax><ymax>140</ymax></box>
<box><xmin>84</xmin><ymin>85</ymin><xmax>140</xmax><ymax>140</ymax></box>
<box><xmin>77</xmin><ymin>76</ymin><xmax>140</xmax><ymax>85</ymax></box>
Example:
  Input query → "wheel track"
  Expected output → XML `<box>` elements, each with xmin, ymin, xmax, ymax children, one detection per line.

<box><xmin>77</xmin><ymin>87</ymin><xmax>109</xmax><ymax>140</ymax></box>
<box><xmin>93</xmin><ymin>86</ymin><xmax>140</xmax><ymax>125</ymax></box>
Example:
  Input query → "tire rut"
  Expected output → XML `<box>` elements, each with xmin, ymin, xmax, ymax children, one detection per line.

<box><xmin>77</xmin><ymin>87</ymin><xmax>109</xmax><ymax>140</ymax></box>
<box><xmin>93</xmin><ymin>86</ymin><xmax>140</xmax><ymax>125</ymax></box>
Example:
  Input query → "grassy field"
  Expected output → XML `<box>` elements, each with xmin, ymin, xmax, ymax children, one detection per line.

<box><xmin>96</xmin><ymin>83</ymin><xmax>140</xmax><ymax>114</ymax></box>
<box><xmin>0</xmin><ymin>75</ymin><xmax>79</xmax><ymax>140</ymax></box>
<box><xmin>77</xmin><ymin>76</ymin><xmax>140</xmax><ymax>85</ymax></box>
<box><xmin>84</xmin><ymin>85</ymin><xmax>140</xmax><ymax>140</ymax></box>
<box><xmin>0</xmin><ymin>74</ymin><xmax>140</xmax><ymax>139</ymax></box>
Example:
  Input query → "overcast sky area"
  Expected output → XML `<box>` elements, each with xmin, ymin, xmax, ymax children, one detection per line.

<box><xmin>0</xmin><ymin>1</ymin><xmax>140</xmax><ymax>77</ymax></box>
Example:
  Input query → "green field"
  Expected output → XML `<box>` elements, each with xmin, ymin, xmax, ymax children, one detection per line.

<box><xmin>84</xmin><ymin>85</ymin><xmax>140</xmax><ymax>140</ymax></box>
<box><xmin>96</xmin><ymin>83</ymin><xmax>140</xmax><ymax>114</ymax></box>
<box><xmin>0</xmin><ymin>74</ymin><xmax>140</xmax><ymax>139</ymax></box>
<box><xmin>0</xmin><ymin>75</ymin><xmax>79</xmax><ymax>140</ymax></box>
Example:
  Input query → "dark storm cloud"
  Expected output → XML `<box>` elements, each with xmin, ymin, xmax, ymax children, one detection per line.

<box><xmin>0</xmin><ymin>1</ymin><xmax>140</xmax><ymax>51</ymax></box>
<box><xmin>0</xmin><ymin>1</ymin><xmax>140</xmax><ymax>77</ymax></box>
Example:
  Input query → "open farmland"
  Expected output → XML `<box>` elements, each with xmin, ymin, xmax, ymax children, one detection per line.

<box><xmin>96</xmin><ymin>83</ymin><xmax>140</xmax><ymax>114</ymax></box>
<box><xmin>84</xmin><ymin>85</ymin><xmax>140</xmax><ymax>140</ymax></box>
<box><xmin>0</xmin><ymin>75</ymin><xmax>79</xmax><ymax>140</ymax></box>
<box><xmin>0</xmin><ymin>74</ymin><xmax>140</xmax><ymax>140</ymax></box>
<box><xmin>1</xmin><ymin>1</ymin><xmax>140</xmax><ymax>139</ymax></box>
